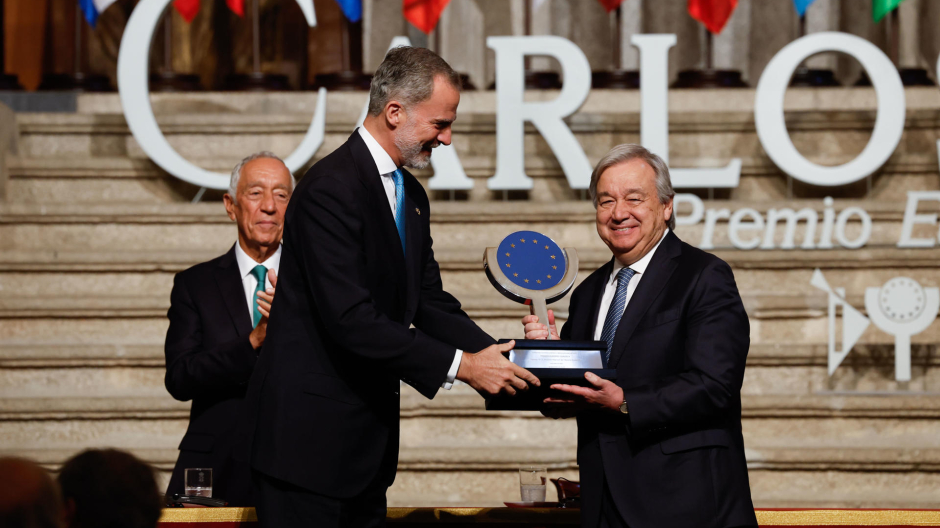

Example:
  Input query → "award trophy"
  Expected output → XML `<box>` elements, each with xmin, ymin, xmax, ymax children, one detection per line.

<box><xmin>483</xmin><ymin>230</ymin><xmax>615</xmax><ymax>410</ymax></box>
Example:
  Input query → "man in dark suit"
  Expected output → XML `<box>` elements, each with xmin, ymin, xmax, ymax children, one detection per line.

<box><xmin>164</xmin><ymin>152</ymin><xmax>294</xmax><ymax>506</ymax></box>
<box><xmin>523</xmin><ymin>144</ymin><xmax>757</xmax><ymax>528</ymax></box>
<box><xmin>243</xmin><ymin>47</ymin><xmax>538</xmax><ymax>528</ymax></box>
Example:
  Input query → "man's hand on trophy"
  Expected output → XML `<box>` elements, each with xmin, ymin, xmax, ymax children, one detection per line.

<box><xmin>457</xmin><ymin>340</ymin><xmax>541</xmax><ymax>397</ymax></box>
<box><xmin>522</xmin><ymin>308</ymin><xmax>560</xmax><ymax>340</ymax></box>
<box><xmin>545</xmin><ymin>372</ymin><xmax>624</xmax><ymax>413</ymax></box>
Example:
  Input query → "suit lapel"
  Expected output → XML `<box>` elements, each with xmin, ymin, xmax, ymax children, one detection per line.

<box><xmin>607</xmin><ymin>232</ymin><xmax>682</xmax><ymax>368</ymax></box>
<box><xmin>402</xmin><ymin>187</ymin><xmax>422</xmax><ymax>319</ymax></box>
<box><xmin>584</xmin><ymin>260</ymin><xmax>614</xmax><ymax>340</ymax></box>
<box><xmin>347</xmin><ymin>132</ymin><xmax>407</xmax><ymax>282</ymax></box>
<box><xmin>215</xmin><ymin>245</ymin><xmax>253</xmax><ymax>337</ymax></box>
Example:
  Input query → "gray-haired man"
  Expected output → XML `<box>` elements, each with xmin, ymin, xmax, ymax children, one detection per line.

<box><xmin>165</xmin><ymin>152</ymin><xmax>293</xmax><ymax>506</ymax></box>
<box><xmin>522</xmin><ymin>145</ymin><xmax>756</xmax><ymax>528</ymax></box>
<box><xmin>243</xmin><ymin>46</ymin><xmax>538</xmax><ymax>528</ymax></box>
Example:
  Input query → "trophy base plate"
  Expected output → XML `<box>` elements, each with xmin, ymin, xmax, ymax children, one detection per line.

<box><xmin>484</xmin><ymin>368</ymin><xmax>617</xmax><ymax>411</ymax></box>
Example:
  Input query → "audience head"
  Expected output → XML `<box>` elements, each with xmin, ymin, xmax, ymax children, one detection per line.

<box><xmin>366</xmin><ymin>46</ymin><xmax>461</xmax><ymax>169</ymax></box>
<box><xmin>589</xmin><ymin>144</ymin><xmax>675</xmax><ymax>266</ymax></box>
<box><xmin>0</xmin><ymin>457</ymin><xmax>63</xmax><ymax>528</ymax></box>
<box><xmin>224</xmin><ymin>151</ymin><xmax>294</xmax><ymax>259</ymax></box>
<box><xmin>57</xmin><ymin>449</ymin><xmax>162</xmax><ymax>528</ymax></box>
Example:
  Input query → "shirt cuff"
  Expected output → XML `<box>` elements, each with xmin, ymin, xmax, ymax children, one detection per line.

<box><xmin>442</xmin><ymin>349</ymin><xmax>462</xmax><ymax>390</ymax></box>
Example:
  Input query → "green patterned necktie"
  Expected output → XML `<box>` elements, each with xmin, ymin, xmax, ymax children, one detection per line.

<box><xmin>250</xmin><ymin>264</ymin><xmax>268</xmax><ymax>328</ymax></box>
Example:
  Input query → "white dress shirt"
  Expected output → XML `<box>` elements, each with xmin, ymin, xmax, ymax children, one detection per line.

<box><xmin>593</xmin><ymin>229</ymin><xmax>670</xmax><ymax>340</ymax></box>
<box><xmin>234</xmin><ymin>242</ymin><xmax>281</xmax><ymax>321</ymax></box>
<box><xmin>358</xmin><ymin>126</ymin><xmax>464</xmax><ymax>389</ymax></box>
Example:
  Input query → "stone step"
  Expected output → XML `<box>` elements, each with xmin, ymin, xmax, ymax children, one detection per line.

<box><xmin>6</xmin><ymin>394</ymin><xmax>940</xmax><ymax>462</ymax></box>
<box><xmin>0</xmin><ymin>291</ymin><xmax>936</xmax><ymax>352</ymax></box>
<box><xmin>8</xmin><ymin>155</ymin><xmax>940</xmax><ymax>207</ymax></box>
<box><xmin>0</xmin><ymin>268</ymin><xmax>933</xmax><ymax>316</ymax></box>
<box><xmin>5</xmin><ymin>383</ymin><xmax>940</xmax><ymax>429</ymax></box>
<box><xmin>0</xmin><ymin>315</ymin><xmax>926</xmax><ymax>354</ymax></box>
<box><xmin>6</xmin><ymin>442</ymin><xmax>939</xmax><ymax>508</ymax></box>
<box><xmin>0</xmin><ymin>248</ymin><xmax>938</xmax><ymax>300</ymax></box>
<box><xmin>4</xmin><ymin>431</ymin><xmax>940</xmax><ymax>507</ymax></box>
<box><xmin>0</xmin><ymin>200</ymin><xmax>934</xmax><ymax>252</ymax></box>
<box><xmin>12</xmin><ymin>89</ymin><xmax>940</xmax><ymax>205</ymax></box>
<box><xmin>0</xmin><ymin>342</ymin><xmax>931</xmax><ymax>370</ymax></box>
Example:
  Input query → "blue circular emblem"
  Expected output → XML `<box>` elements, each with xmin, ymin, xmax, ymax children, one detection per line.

<box><xmin>495</xmin><ymin>231</ymin><xmax>565</xmax><ymax>291</ymax></box>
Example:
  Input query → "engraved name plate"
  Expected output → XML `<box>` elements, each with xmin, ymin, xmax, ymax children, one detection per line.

<box><xmin>509</xmin><ymin>349</ymin><xmax>604</xmax><ymax>369</ymax></box>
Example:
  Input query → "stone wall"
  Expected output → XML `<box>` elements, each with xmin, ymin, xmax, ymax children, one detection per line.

<box><xmin>1</xmin><ymin>89</ymin><xmax>939</xmax><ymax>507</ymax></box>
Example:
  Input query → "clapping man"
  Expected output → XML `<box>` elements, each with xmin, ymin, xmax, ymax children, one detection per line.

<box><xmin>164</xmin><ymin>152</ymin><xmax>294</xmax><ymax>506</ymax></box>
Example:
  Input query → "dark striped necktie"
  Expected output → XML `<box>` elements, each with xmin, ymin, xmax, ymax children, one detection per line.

<box><xmin>599</xmin><ymin>267</ymin><xmax>636</xmax><ymax>363</ymax></box>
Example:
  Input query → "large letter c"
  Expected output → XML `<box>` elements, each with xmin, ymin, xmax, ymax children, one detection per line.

<box><xmin>117</xmin><ymin>0</ymin><xmax>325</xmax><ymax>190</ymax></box>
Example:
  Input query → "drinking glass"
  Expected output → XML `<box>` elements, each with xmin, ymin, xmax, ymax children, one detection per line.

<box><xmin>184</xmin><ymin>468</ymin><xmax>213</xmax><ymax>497</ymax></box>
<box><xmin>519</xmin><ymin>467</ymin><xmax>547</xmax><ymax>502</ymax></box>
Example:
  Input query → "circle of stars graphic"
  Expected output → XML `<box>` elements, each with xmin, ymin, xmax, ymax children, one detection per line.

<box><xmin>496</xmin><ymin>231</ymin><xmax>565</xmax><ymax>291</ymax></box>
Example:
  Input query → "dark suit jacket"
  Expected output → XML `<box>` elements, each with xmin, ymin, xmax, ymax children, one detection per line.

<box><xmin>242</xmin><ymin>131</ymin><xmax>494</xmax><ymax>498</ymax></box>
<box><xmin>561</xmin><ymin>231</ymin><xmax>756</xmax><ymax>528</ymax></box>
<box><xmin>164</xmin><ymin>244</ymin><xmax>258</xmax><ymax>506</ymax></box>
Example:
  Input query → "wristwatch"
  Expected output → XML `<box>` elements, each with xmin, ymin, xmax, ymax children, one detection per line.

<box><xmin>619</xmin><ymin>400</ymin><xmax>629</xmax><ymax>414</ymax></box>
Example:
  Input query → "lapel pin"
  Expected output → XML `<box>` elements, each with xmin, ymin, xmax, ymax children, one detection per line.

<box><xmin>415</xmin><ymin>207</ymin><xmax>421</xmax><ymax>215</ymax></box>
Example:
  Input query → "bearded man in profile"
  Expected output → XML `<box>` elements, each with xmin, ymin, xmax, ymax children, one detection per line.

<box><xmin>243</xmin><ymin>46</ymin><xmax>539</xmax><ymax>528</ymax></box>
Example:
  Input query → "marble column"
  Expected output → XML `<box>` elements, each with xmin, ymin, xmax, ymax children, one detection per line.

<box><xmin>747</xmin><ymin>0</ymin><xmax>798</xmax><ymax>83</ymax></box>
<box><xmin>711</xmin><ymin>0</ymin><xmax>751</xmax><ymax>82</ymax></box>
<box><xmin>897</xmin><ymin>0</ymin><xmax>923</xmax><ymax>69</ymax></box>
<box><xmin>363</xmin><ymin>0</ymin><xmax>408</xmax><ymax>72</ymax></box>
<box><xmin>804</xmin><ymin>0</ymin><xmax>840</xmax><ymax>71</ymax></box>
<box><xmin>477</xmin><ymin>0</ymin><xmax>520</xmax><ymax>87</ymax></box>
<box><xmin>544</xmin><ymin>0</ymin><xmax>614</xmax><ymax>73</ymax></box>
<box><xmin>918</xmin><ymin>0</ymin><xmax>940</xmax><ymax>82</ymax></box>
<box><xmin>839</xmin><ymin>0</ymin><xmax>885</xmax><ymax>84</ymax></box>
<box><xmin>619</xmin><ymin>0</ymin><xmax>642</xmax><ymax>70</ymax></box>
<box><xmin>643</xmin><ymin>0</ymin><xmax>702</xmax><ymax>83</ymax></box>
<box><xmin>529</xmin><ymin>0</ymin><xmax>557</xmax><ymax>74</ymax></box>
<box><xmin>437</xmin><ymin>0</ymin><xmax>486</xmax><ymax>89</ymax></box>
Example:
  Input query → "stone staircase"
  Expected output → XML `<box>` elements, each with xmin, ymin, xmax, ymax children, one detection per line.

<box><xmin>1</xmin><ymin>89</ymin><xmax>939</xmax><ymax>508</ymax></box>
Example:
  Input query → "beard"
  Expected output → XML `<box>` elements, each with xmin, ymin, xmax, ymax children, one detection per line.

<box><xmin>394</xmin><ymin>120</ymin><xmax>436</xmax><ymax>169</ymax></box>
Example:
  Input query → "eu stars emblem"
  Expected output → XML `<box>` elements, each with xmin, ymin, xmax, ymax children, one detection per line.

<box><xmin>484</xmin><ymin>231</ymin><xmax>578</xmax><ymax>330</ymax></box>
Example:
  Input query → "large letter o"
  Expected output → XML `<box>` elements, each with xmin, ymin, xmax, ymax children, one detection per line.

<box><xmin>117</xmin><ymin>0</ymin><xmax>325</xmax><ymax>190</ymax></box>
<box><xmin>755</xmin><ymin>32</ymin><xmax>905</xmax><ymax>187</ymax></box>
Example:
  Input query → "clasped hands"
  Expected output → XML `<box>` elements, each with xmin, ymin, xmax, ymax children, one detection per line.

<box><xmin>249</xmin><ymin>268</ymin><xmax>278</xmax><ymax>349</ymax></box>
<box><xmin>522</xmin><ymin>309</ymin><xmax>623</xmax><ymax>418</ymax></box>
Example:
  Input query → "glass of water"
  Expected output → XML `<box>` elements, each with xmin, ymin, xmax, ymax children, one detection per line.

<box><xmin>184</xmin><ymin>468</ymin><xmax>213</xmax><ymax>497</ymax></box>
<box><xmin>519</xmin><ymin>467</ymin><xmax>547</xmax><ymax>502</ymax></box>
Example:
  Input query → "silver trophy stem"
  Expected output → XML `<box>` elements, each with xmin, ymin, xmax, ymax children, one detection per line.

<box><xmin>529</xmin><ymin>292</ymin><xmax>550</xmax><ymax>336</ymax></box>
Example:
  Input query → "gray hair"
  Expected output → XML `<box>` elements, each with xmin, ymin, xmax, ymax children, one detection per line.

<box><xmin>367</xmin><ymin>46</ymin><xmax>461</xmax><ymax>116</ymax></box>
<box><xmin>588</xmin><ymin>144</ymin><xmax>676</xmax><ymax>230</ymax></box>
<box><xmin>228</xmin><ymin>151</ymin><xmax>295</xmax><ymax>197</ymax></box>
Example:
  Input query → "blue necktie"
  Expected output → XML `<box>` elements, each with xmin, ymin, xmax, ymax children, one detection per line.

<box><xmin>599</xmin><ymin>267</ymin><xmax>636</xmax><ymax>363</ymax></box>
<box><xmin>250</xmin><ymin>265</ymin><xmax>267</xmax><ymax>328</ymax></box>
<box><xmin>391</xmin><ymin>169</ymin><xmax>406</xmax><ymax>253</ymax></box>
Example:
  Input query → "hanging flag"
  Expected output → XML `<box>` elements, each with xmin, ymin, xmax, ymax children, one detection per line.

<box><xmin>174</xmin><ymin>0</ymin><xmax>200</xmax><ymax>23</ymax></box>
<box><xmin>403</xmin><ymin>0</ymin><xmax>451</xmax><ymax>34</ymax></box>
<box><xmin>335</xmin><ymin>0</ymin><xmax>362</xmax><ymax>23</ymax></box>
<box><xmin>174</xmin><ymin>0</ymin><xmax>244</xmax><ymax>23</ymax></box>
<box><xmin>78</xmin><ymin>0</ymin><xmax>117</xmax><ymax>28</ymax></box>
<box><xmin>597</xmin><ymin>0</ymin><xmax>624</xmax><ymax>13</ymax></box>
<box><xmin>687</xmin><ymin>0</ymin><xmax>738</xmax><ymax>34</ymax></box>
<box><xmin>227</xmin><ymin>0</ymin><xmax>245</xmax><ymax>17</ymax></box>
<box><xmin>792</xmin><ymin>0</ymin><xmax>816</xmax><ymax>17</ymax></box>
<box><xmin>873</xmin><ymin>0</ymin><xmax>904</xmax><ymax>22</ymax></box>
